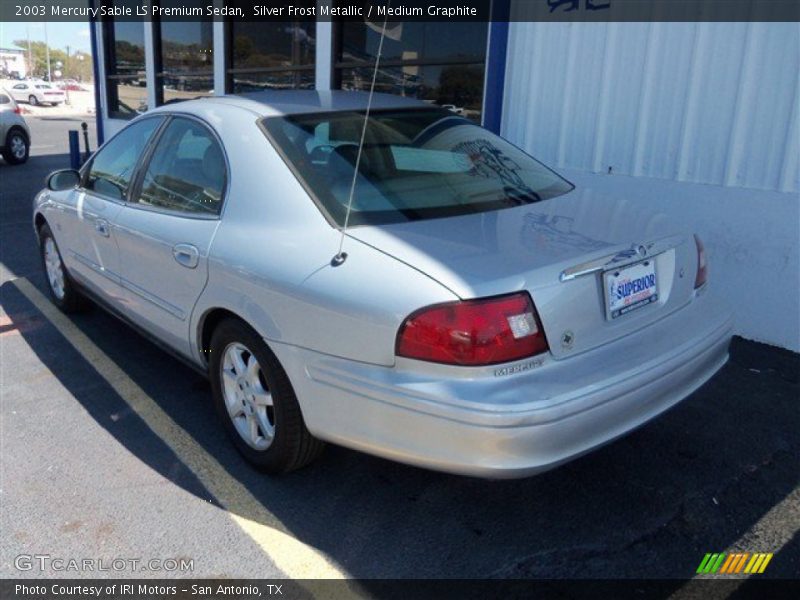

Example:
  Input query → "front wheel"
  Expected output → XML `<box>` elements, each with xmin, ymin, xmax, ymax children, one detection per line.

<box><xmin>38</xmin><ymin>223</ymin><xmax>88</xmax><ymax>312</ymax></box>
<box><xmin>2</xmin><ymin>130</ymin><xmax>29</xmax><ymax>164</ymax></box>
<box><xmin>28</xmin><ymin>95</ymin><xmax>38</xmax><ymax>106</ymax></box>
<box><xmin>209</xmin><ymin>318</ymin><xmax>324</xmax><ymax>473</ymax></box>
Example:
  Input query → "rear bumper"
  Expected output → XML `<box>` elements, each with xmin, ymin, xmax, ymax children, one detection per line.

<box><xmin>271</xmin><ymin>290</ymin><xmax>733</xmax><ymax>478</ymax></box>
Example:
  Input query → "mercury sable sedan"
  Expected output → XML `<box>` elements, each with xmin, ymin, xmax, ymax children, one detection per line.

<box><xmin>33</xmin><ymin>91</ymin><xmax>733</xmax><ymax>477</ymax></box>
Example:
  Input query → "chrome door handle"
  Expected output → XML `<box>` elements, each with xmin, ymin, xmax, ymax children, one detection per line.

<box><xmin>94</xmin><ymin>218</ymin><xmax>110</xmax><ymax>237</ymax></box>
<box><xmin>172</xmin><ymin>243</ymin><xmax>200</xmax><ymax>269</ymax></box>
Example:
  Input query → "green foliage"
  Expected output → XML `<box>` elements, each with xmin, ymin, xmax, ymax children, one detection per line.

<box><xmin>11</xmin><ymin>40</ymin><xmax>94</xmax><ymax>82</ymax></box>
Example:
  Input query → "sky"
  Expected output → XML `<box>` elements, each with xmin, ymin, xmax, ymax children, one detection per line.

<box><xmin>0</xmin><ymin>21</ymin><xmax>92</xmax><ymax>55</ymax></box>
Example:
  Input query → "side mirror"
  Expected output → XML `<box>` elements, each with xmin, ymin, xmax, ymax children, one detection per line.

<box><xmin>46</xmin><ymin>169</ymin><xmax>81</xmax><ymax>191</ymax></box>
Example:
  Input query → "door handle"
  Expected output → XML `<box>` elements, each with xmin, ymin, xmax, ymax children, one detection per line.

<box><xmin>94</xmin><ymin>218</ymin><xmax>110</xmax><ymax>237</ymax></box>
<box><xmin>172</xmin><ymin>243</ymin><xmax>200</xmax><ymax>269</ymax></box>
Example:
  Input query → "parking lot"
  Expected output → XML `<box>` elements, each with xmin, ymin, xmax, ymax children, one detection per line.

<box><xmin>0</xmin><ymin>117</ymin><xmax>798</xmax><ymax>586</ymax></box>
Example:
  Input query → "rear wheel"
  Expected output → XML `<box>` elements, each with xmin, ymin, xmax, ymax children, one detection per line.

<box><xmin>28</xmin><ymin>95</ymin><xmax>38</xmax><ymax>106</ymax></box>
<box><xmin>2</xmin><ymin>130</ymin><xmax>29</xmax><ymax>164</ymax></box>
<box><xmin>209</xmin><ymin>318</ymin><xmax>324</xmax><ymax>473</ymax></box>
<box><xmin>38</xmin><ymin>223</ymin><xmax>87</xmax><ymax>312</ymax></box>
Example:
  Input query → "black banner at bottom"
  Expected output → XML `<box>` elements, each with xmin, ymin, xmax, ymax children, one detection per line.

<box><xmin>3</xmin><ymin>579</ymin><xmax>800</xmax><ymax>600</ymax></box>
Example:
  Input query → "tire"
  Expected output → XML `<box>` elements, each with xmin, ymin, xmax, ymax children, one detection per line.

<box><xmin>209</xmin><ymin>318</ymin><xmax>324</xmax><ymax>473</ymax></box>
<box><xmin>38</xmin><ymin>223</ymin><xmax>88</xmax><ymax>312</ymax></box>
<box><xmin>2</xmin><ymin>129</ymin><xmax>29</xmax><ymax>164</ymax></box>
<box><xmin>28</xmin><ymin>95</ymin><xmax>38</xmax><ymax>106</ymax></box>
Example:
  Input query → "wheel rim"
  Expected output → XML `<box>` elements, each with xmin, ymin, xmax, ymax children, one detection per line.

<box><xmin>220</xmin><ymin>342</ymin><xmax>275</xmax><ymax>451</ymax></box>
<box><xmin>29</xmin><ymin>95</ymin><xmax>37</xmax><ymax>105</ymax></box>
<box><xmin>43</xmin><ymin>237</ymin><xmax>65</xmax><ymax>300</ymax></box>
<box><xmin>9</xmin><ymin>135</ymin><xmax>26</xmax><ymax>159</ymax></box>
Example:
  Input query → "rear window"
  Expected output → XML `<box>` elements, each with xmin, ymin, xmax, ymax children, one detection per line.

<box><xmin>35</xmin><ymin>84</ymin><xmax>52</xmax><ymax>89</ymax></box>
<box><xmin>261</xmin><ymin>109</ymin><xmax>573</xmax><ymax>226</ymax></box>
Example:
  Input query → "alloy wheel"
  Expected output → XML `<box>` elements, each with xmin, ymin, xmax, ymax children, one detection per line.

<box><xmin>220</xmin><ymin>342</ymin><xmax>275</xmax><ymax>451</ymax></box>
<box><xmin>9</xmin><ymin>134</ymin><xmax>26</xmax><ymax>160</ymax></box>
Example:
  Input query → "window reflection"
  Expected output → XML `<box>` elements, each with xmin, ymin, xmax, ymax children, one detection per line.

<box><xmin>335</xmin><ymin>22</ymin><xmax>488</xmax><ymax>120</ymax></box>
<box><xmin>228</xmin><ymin>21</ymin><xmax>316</xmax><ymax>92</ymax></box>
<box><xmin>339</xmin><ymin>64</ymin><xmax>485</xmax><ymax>119</ymax></box>
<box><xmin>105</xmin><ymin>7</ymin><xmax>148</xmax><ymax>119</ymax></box>
<box><xmin>157</xmin><ymin>6</ymin><xmax>214</xmax><ymax>104</ymax></box>
<box><xmin>339</xmin><ymin>22</ymin><xmax>487</xmax><ymax>64</ymax></box>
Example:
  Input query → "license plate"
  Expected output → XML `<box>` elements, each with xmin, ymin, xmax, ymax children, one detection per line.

<box><xmin>604</xmin><ymin>260</ymin><xmax>658</xmax><ymax>319</ymax></box>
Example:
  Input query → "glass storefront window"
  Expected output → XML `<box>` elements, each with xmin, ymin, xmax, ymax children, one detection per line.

<box><xmin>338</xmin><ymin>22</ymin><xmax>487</xmax><ymax>64</ymax></box>
<box><xmin>157</xmin><ymin>7</ymin><xmax>214</xmax><ymax>104</ymax></box>
<box><xmin>104</xmin><ymin>15</ymin><xmax>148</xmax><ymax>119</ymax></box>
<box><xmin>336</xmin><ymin>22</ymin><xmax>488</xmax><ymax>120</ymax></box>
<box><xmin>338</xmin><ymin>63</ymin><xmax>486</xmax><ymax>119</ymax></box>
<box><xmin>228</xmin><ymin>21</ymin><xmax>316</xmax><ymax>93</ymax></box>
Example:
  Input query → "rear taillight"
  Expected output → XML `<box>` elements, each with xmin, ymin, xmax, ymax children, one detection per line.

<box><xmin>13</xmin><ymin>107</ymin><xmax>21</xmax><ymax>115</ymax></box>
<box><xmin>694</xmin><ymin>234</ymin><xmax>708</xmax><ymax>289</ymax></box>
<box><xmin>396</xmin><ymin>292</ymin><xmax>549</xmax><ymax>366</ymax></box>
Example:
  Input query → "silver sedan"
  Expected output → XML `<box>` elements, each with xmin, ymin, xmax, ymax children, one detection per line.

<box><xmin>32</xmin><ymin>92</ymin><xmax>733</xmax><ymax>477</ymax></box>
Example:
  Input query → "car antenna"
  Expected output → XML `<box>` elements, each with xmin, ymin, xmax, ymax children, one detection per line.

<box><xmin>331</xmin><ymin>4</ymin><xmax>391</xmax><ymax>267</ymax></box>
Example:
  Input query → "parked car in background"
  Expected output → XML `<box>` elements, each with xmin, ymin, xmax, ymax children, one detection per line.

<box><xmin>32</xmin><ymin>91</ymin><xmax>733</xmax><ymax>478</ymax></box>
<box><xmin>9</xmin><ymin>81</ymin><xmax>65</xmax><ymax>106</ymax></box>
<box><xmin>0</xmin><ymin>90</ymin><xmax>30</xmax><ymax>164</ymax></box>
<box><xmin>57</xmin><ymin>80</ymin><xmax>88</xmax><ymax>92</ymax></box>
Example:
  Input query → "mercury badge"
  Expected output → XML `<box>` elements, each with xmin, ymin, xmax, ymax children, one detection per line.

<box><xmin>561</xmin><ymin>330</ymin><xmax>575</xmax><ymax>349</ymax></box>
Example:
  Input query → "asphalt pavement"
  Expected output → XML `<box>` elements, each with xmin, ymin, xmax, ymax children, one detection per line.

<box><xmin>0</xmin><ymin>116</ymin><xmax>798</xmax><ymax>587</ymax></box>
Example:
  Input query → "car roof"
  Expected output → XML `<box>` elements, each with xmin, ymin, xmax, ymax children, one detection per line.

<box><xmin>148</xmin><ymin>90</ymin><xmax>431</xmax><ymax>119</ymax></box>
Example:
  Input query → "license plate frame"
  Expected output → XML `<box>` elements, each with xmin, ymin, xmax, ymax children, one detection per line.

<box><xmin>603</xmin><ymin>259</ymin><xmax>659</xmax><ymax>320</ymax></box>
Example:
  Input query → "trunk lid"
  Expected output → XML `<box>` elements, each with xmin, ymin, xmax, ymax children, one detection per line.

<box><xmin>348</xmin><ymin>187</ymin><xmax>700</xmax><ymax>359</ymax></box>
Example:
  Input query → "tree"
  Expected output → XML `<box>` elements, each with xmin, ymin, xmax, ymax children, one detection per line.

<box><xmin>12</xmin><ymin>40</ymin><xmax>94</xmax><ymax>81</ymax></box>
<box><xmin>437</xmin><ymin>65</ymin><xmax>484</xmax><ymax>110</ymax></box>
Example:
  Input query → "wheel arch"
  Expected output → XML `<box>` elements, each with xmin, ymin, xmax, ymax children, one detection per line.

<box><xmin>34</xmin><ymin>212</ymin><xmax>48</xmax><ymax>240</ymax></box>
<box><xmin>6</xmin><ymin>125</ymin><xmax>30</xmax><ymax>144</ymax></box>
<box><xmin>197</xmin><ymin>307</ymin><xmax>253</xmax><ymax>369</ymax></box>
<box><xmin>34</xmin><ymin>212</ymin><xmax>47</xmax><ymax>230</ymax></box>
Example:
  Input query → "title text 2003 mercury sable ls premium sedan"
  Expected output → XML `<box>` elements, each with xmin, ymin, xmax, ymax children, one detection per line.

<box><xmin>33</xmin><ymin>92</ymin><xmax>733</xmax><ymax>477</ymax></box>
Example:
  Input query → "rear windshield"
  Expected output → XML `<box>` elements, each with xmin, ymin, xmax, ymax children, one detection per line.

<box><xmin>35</xmin><ymin>84</ymin><xmax>52</xmax><ymax>89</ymax></box>
<box><xmin>261</xmin><ymin>109</ymin><xmax>573</xmax><ymax>226</ymax></box>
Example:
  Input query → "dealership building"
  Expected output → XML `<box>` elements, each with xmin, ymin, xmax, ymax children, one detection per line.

<box><xmin>87</xmin><ymin>5</ymin><xmax>799</xmax><ymax>351</ymax></box>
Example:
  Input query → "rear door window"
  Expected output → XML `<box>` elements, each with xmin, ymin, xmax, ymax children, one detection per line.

<box><xmin>134</xmin><ymin>117</ymin><xmax>226</xmax><ymax>216</ymax></box>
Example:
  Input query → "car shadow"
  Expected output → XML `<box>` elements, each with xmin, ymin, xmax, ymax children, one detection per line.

<box><xmin>1</xmin><ymin>276</ymin><xmax>798</xmax><ymax>583</ymax></box>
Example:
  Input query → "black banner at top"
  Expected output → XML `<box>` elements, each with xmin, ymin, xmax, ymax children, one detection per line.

<box><xmin>1</xmin><ymin>0</ymin><xmax>798</xmax><ymax>22</ymax></box>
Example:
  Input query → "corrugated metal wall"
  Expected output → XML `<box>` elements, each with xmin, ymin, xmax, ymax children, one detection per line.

<box><xmin>502</xmin><ymin>21</ymin><xmax>800</xmax><ymax>193</ymax></box>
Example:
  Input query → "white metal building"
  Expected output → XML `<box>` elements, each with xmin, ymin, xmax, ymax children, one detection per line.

<box><xmin>89</xmin><ymin>12</ymin><xmax>800</xmax><ymax>351</ymax></box>
<box><xmin>503</xmin><ymin>21</ymin><xmax>799</xmax><ymax>351</ymax></box>
<box><xmin>0</xmin><ymin>47</ymin><xmax>27</xmax><ymax>79</ymax></box>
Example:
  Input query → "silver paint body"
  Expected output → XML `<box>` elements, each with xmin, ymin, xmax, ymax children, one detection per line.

<box><xmin>33</xmin><ymin>92</ymin><xmax>733</xmax><ymax>478</ymax></box>
<box><xmin>0</xmin><ymin>90</ymin><xmax>30</xmax><ymax>154</ymax></box>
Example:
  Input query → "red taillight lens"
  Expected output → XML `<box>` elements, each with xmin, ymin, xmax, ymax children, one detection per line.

<box><xmin>694</xmin><ymin>234</ymin><xmax>708</xmax><ymax>289</ymax></box>
<box><xmin>13</xmin><ymin>107</ymin><xmax>21</xmax><ymax>114</ymax></box>
<box><xmin>396</xmin><ymin>292</ymin><xmax>549</xmax><ymax>366</ymax></box>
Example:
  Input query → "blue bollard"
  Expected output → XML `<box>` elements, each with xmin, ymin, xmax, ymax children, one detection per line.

<box><xmin>68</xmin><ymin>130</ymin><xmax>80</xmax><ymax>170</ymax></box>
